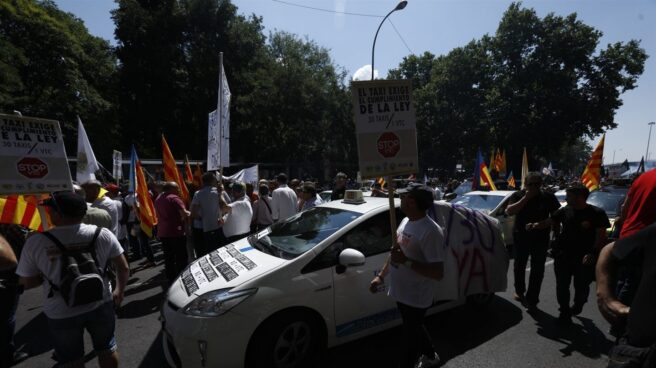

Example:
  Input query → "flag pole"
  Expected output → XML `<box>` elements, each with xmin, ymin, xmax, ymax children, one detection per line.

<box><xmin>218</xmin><ymin>52</ymin><xmax>224</xmax><ymax>182</ymax></box>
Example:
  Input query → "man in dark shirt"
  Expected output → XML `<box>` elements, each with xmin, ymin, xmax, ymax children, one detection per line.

<box><xmin>330</xmin><ymin>172</ymin><xmax>348</xmax><ymax>201</ymax></box>
<box><xmin>597</xmin><ymin>223</ymin><xmax>656</xmax><ymax>352</ymax></box>
<box><xmin>506</xmin><ymin>172</ymin><xmax>560</xmax><ymax>309</ymax></box>
<box><xmin>551</xmin><ymin>184</ymin><xmax>610</xmax><ymax>323</ymax></box>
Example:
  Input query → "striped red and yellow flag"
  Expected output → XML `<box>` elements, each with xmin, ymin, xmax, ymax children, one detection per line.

<box><xmin>0</xmin><ymin>195</ymin><xmax>51</xmax><ymax>231</ymax></box>
<box><xmin>193</xmin><ymin>162</ymin><xmax>203</xmax><ymax>188</ymax></box>
<box><xmin>507</xmin><ymin>171</ymin><xmax>516</xmax><ymax>189</ymax></box>
<box><xmin>184</xmin><ymin>155</ymin><xmax>194</xmax><ymax>184</ymax></box>
<box><xmin>136</xmin><ymin>159</ymin><xmax>157</xmax><ymax>237</ymax></box>
<box><xmin>581</xmin><ymin>133</ymin><xmax>605</xmax><ymax>191</ymax></box>
<box><xmin>161</xmin><ymin>135</ymin><xmax>189</xmax><ymax>204</ymax></box>
<box><xmin>377</xmin><ymin>177</ymin><xmax>386</xmax><ymax>188</ymax></box>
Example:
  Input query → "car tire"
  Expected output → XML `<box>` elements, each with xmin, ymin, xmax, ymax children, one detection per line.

<box><xmin>247</xmin><ymin>311</ymin><xmax>323</xmax><ymax>368</ymax></box>
<box><xmin>467</xmin><ymin>293</ymin><xmax>494</xmax><ymax>308</ymax></box>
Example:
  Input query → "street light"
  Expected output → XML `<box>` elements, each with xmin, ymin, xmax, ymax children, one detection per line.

<box><xmin>371</xmin><ymin>1</ymin><xmax>408</xmax><ymax>80</ymax></box>
<box><xmin>646</xmin><ymin>121</ymin><xmax>655</xmax><ymax>161</ymax></box>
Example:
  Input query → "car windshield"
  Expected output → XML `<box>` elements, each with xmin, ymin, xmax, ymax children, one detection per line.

<box><xmin>250</xmin><ymin>207</ymin><xmax>361</xmax><ymax>260</ymax></box>
<box><xmin>587</xmin><ymin>191</ymin><xmax>625</xmax><ymax>218</ymax></box>
<box><xmin>454</xmin><ymin>181</ymin><xmax>472</xmax><ymax>196</ymax></box>
<box><xmin>453</xmin><ymin>193</ymin><xmax>505</xmax><ymax>212</ymax></box>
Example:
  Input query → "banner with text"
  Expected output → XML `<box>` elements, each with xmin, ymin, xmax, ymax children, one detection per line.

<box><xmin>0</xmin><ymin>114</ymin><xmax>73</xmax><ymax>194</ymax></box>
<box><xmin>112</xmin><ymin>150</ymin><xmax>123</xmax><ymax>181</ymax></box>
<box><xmin>351</xmin><ymin>80</ymin><xmax>418</xmax><ymax>179</ymax></box>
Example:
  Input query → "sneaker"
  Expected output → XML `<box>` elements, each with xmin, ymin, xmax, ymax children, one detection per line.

<box><xmin>570</xmin><ymin>303</ymin><xmax>584</xmax><ymax>316</ymax></box>
<box><xmin>415</xmin><ymin>352</ymin><xmax>441</xmax><ymax>368</ymax></box>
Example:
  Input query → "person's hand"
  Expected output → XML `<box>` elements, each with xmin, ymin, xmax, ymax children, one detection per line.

<box><xmin>582</xmin><ymin>253</ymin><xmax>594</xmax><ymax>266</ymax></box>
<box><xmin>597</xmin><ymin>296</ymin><xmax>630</xmax><ymax>324</ymax></box>
<box><xmin>369</xmin><ymin>276</ymin><xmax>383</xmax><ymax>293</ymax></box>
<box><xmin>113</xmin><ymin>290</ymin><xmax>124</xmax><ymax>308</ymax></box>
<box><xmin>525</xmin><ymin>223</ymin><xmax>537</xmax><ymax>231</ymax></box>
<box><xmin>390</xmin><ymin>246</ymin><xmax>407</xmax><ymax>265</ymax></box>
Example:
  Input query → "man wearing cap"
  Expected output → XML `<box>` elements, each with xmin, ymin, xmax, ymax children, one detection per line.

<box><xmin>369</xmin><ymin>183</ymin><xmax>445</xmax><ymax>368</ymax></box>
<box><xmin>549</xmin><ymin>184</ymin><xmax>610</xmax><ymax>323</ymax></box>
<box><xmin>220</xmin><ymin>182</ymin><xmax>253</xmax><ymax>245</ymax></box>
<box><xmin>330</xmin><ymin>172</ymin><xmax>348</xmax><ymax>201</ymax></box>
<box><xmin>81</xmin><ymin>180</ymin><xmax>120</xmax><ymax>237</ymax></box>
<box><xmin>16</xmin><ymin>191</ymin><xmax>129</xmax><ymax>368</ymax></box>
<box><xmin>154</xmin><ymin>182</ymin><xmax>190</xmax><ymax>283</ymax></box>
<box><xmin>271</xmin><ymin>173</ymin><xmax>297</xmax><ymax>222</ymax></box>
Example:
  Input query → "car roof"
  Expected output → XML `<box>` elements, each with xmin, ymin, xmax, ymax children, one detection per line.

<box><xmin>318</xmin><ymin>196</ymin><xmax>398</xmax><ymax>214</ymax></box>
<box><xmin>462</xmin><ymin>190</ymin><xmax>515</xmax><ymax>197</ymax></box>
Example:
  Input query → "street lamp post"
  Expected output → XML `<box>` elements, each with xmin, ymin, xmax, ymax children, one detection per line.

<box><xmin>371</xmin><ymin>1</ymin><xmax>408</xmax><ymax>80</ymax></box>
<box><xmin>647</xmin><ymin>121</ymin><xmax>655</xmax><ymax>161</ymax></box>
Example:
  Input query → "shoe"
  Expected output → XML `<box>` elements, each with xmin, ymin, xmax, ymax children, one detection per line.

<box><xmin>144</xmin><ymin>261</ymin><xmax>157</xmax><ymax>268</ymax></box>
<box><xmin>11</xmin><ymin>351</ymin><xmax>29</xmax><ymax>365</ymax></box>
<box><xmin>525</xmin><ymin>302</ymin><xmax>538</xmax><ymax>312</ymax></box>
<box><xmin>570</xmin><ymin>303</ymin><xmax>584</xmax><ymax>316</ymax></box>
<box><xmin>513</xmin><ymin>292</ymin><xmax>525</xmax><ymax>302</ymax></box>
<box><xmin>415</xmin><ymin>352</ymin><xmax>441</xmax><ymax>368</ymax></box>
<box><xmin>556</xmin><ymin>313</ymin><xmax>572</xmax><ymax>325</ymax></box>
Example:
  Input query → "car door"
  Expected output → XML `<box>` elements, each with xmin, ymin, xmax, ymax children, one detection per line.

<box><xmin>331</xmin><ymin>209</ymin><xmax>403</xmax><ymax>341</ymax></box>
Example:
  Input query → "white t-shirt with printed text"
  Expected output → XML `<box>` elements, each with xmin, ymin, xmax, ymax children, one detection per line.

<box><xmin>16</xmin><ymin>224</ymin><xmax>123</xmax><ymax>319</ymax></box>
<box><xmin>388</xmin><ymin>216</ymin><xmax>445</xmax><ymax>308</ymax></box>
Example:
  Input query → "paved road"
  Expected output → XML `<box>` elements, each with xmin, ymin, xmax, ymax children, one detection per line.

<box><xmin>14</xmin><ymin>245</ymin><xmax>614</xmax><ymax>368</ymax></box>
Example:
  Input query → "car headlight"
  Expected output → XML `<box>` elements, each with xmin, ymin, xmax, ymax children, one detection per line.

<box><xmin>183</xmin><ymin>288</ymin><xmax>257</xmax><ymax>317</ymax></box>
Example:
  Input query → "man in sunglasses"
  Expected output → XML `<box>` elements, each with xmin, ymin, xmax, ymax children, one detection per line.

<box><xmin>506</xmin><ymin>172</ymin><xmax>560</xmax><ymax>310</ymax></box>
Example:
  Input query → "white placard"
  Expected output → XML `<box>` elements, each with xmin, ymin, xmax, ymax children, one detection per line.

<box><xmin>112</xmin><ymin>150</ymin><xmax>123</xmax><ymax>181</ymax></box>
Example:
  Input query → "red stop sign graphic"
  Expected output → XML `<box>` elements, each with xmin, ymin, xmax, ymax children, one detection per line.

<box><xmin>17</xmin><ymin>157</ymin><xmax>49</xmax><ymax>179</ymax></box>
<box><xmin>377</xmin><ymin>132</ymin><xmax>401</xmax><ymax>158</ymax></box>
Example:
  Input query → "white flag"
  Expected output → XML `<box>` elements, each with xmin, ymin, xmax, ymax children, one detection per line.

<box><xmin>207</xmin><ymin>60</ymin><xmax>231</xmax><ymax>171</ymax></box>
<box><xmin>76</xmin><ymin>117</ymin><xmax>99</xmax><ymax>183</ymax></box>
<box><xmin>112</xmin><ymin>150</ymin><xmax>123</xmax><ymax>180</ymax></box>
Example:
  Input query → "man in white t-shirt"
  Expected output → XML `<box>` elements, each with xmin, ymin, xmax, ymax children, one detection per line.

<box><xmin>16</xmin><ymin>191</ymin><xmax>129</xmax><ymax>368</ymax></box>
<box><xmin>370</xmin><ymin>183</ymin><xmax>444</xmax><ymax>368</ymax></box>
<box><xmin>220</xmin><ymin>182</ymin><xmax>253</xmax><ymax>245</ymax></box>
<box><xmin>271</xmin><ymin>173</ymin><xmax>298</xmax><ymax>222</ymax></box>
<box><xmin>82</xmin><ymin>180</ymin><xmax>120</xmax><ymax>237</ymax></box>
<box><xmin>191</xmin><ymin>172</ymin><xmax>224</xmax><ymax>256</ymax></box>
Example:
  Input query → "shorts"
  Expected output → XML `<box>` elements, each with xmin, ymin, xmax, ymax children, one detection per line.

<box><xmin>46</xmin><ymin>302</ymin><xmax>117</xmax><ymax>365</ymax></box>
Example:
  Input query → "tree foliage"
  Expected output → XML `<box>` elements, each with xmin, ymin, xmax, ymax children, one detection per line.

<box><xmin>0</xmin><ymin>0</ymin><xmax>118</xmax><ymax>159</ymax></box>
<box><xmin>389</xmin><ymin>3</ymin><xmax>647</xmax><ymax>176</ymax></box>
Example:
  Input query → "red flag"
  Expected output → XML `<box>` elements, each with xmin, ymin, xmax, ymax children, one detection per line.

<box><xmin>184</xmin><ymin>155</ymin><xmax>194</xmax><ymax>184</ymax></box>
<box><xmin>161</xmin><ymin>135</ymin><xmax>190</xmax><ymax>204</ymax></box>
<box><xmin>581</xmin><ymin>134</ymin><xmax>605</xmax><ymax>191</ymax></box>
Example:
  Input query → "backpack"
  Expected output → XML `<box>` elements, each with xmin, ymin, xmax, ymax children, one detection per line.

<box><xmin>41</xmin><ymin>227</ymin><xmax>107</xmax><ymax>307</ymax></box>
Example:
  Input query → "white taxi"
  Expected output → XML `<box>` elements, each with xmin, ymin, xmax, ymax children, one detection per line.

<box><xmin>161</xmin><ymin>195</ymin><xmax>509</xmax><ymax>368</ymax></box>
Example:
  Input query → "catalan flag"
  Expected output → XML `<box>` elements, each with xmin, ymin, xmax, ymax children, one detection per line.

<box><xmin>130</xmin><ymin>146</ymin><xmax>157</xmax><ymax>237</ymax></box>
<box><xmin>193</xmin><ymin>162</ymin><xmax>203</xmax><ymax>188</ymax></box>
<box><xmin>473</xmin><ymin>149</ymin><xmax>497</xmax><ymax>191</ymax></box>
<box><xmin>0</xmin><ymin>195</ymin><xmax>50</xmax><ymax>231</ymax></box>
<box><xmin>507</xmin><ymin>171</ymin><xmax>516</xmax><ymax>189</ymax></box>
<box><xmin>161</xmin><ymin>135</ymin><xmax>190</xmax><ymax>204</ymax></box>
<box><xmin>377</xmin><ymin>177</ymin><xmax>386</xmax><ymax>188</ymax></box>
<box><xmin>581</xmin><ymin>133</ymin><xmax>605</xmax><ymax>191</ymax></box>
<box><xmin>184</xmin><ymin>155</ymin><xmax>194</xmax><ymax>184</ymax></box>
<box><xmin>494</xmin><ymin>149</ymin><xmax>503</xmax><ymax>173</ymax></box>
<box><xmin>500</xmin><ymin>150</ymin><xmax>507</xmax><ymax>176</ymax></box>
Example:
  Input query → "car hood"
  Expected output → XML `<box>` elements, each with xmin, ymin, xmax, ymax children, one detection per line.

<box><xmin>166</xmin><ymin>237</ymin><xmax>286</xmax><ymax>308</ymax></box>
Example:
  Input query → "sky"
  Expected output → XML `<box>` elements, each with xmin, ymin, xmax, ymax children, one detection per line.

<box><xmin>54</xmin><ymin>0</ymin><xmax>656</xmax><ymax>164</ymax></box>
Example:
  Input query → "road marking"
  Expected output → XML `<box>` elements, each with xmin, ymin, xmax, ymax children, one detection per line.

<box><xmin>525</xmin><ymin>259</ymin><xmax>554</xmax><ymax>271</ymax></box>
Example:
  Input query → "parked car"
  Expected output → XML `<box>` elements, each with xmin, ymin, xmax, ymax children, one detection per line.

<box><xmin>587</xmin><ymin>186</ymin><xmax>628</xmax><ymax>237</ymax></box>
<box><xmin>451</xmin><ymin>190</ymin><xmax>517</xmax><ymax>247</ymax></box>
<box><xmin>161</xmin><ymin>196</ymin><xmax>508</xmax><ymax>368</ymax></box>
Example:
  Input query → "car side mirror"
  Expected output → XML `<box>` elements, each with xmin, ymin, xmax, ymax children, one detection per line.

<box><xmin>338</xmin><ymin>248</ymin><xmax>365</xmax><ymax>268</ymax></box>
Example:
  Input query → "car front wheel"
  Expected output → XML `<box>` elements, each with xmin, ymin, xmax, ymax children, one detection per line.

<box><xmin>248</xmin><ymin>312</ymin><xmax>323</xmax><ymax>368</ymax></box>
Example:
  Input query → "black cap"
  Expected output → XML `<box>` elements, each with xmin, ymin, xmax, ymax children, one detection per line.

<box><xmin>397</xmin><ymin>183</ymin><xmax>434</xmax><ymax>207</ymax></box>
<box><xmin>43</xmin><ymin>191</ymin><xmax>87</xmax><ymax>217</ymax></box>
<box><xmin>565</xmin><ymin>183</ymin><xmax>590</xmax><ymax>196</ymax></box>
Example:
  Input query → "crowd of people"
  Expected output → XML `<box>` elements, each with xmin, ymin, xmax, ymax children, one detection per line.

<box><xmin>0</xmin><ymin>167</ymin><xmax>654</xmax><ymax>368</ymax></box>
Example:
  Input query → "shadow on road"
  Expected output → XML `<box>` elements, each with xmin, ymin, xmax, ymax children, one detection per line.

<box><xmin>323</xmin><ymin>296</ymin><xmax>523</xmax><ymax>367</ymax></box>
<box><xmin>138</xmin><ymin>332</ymin><xmax>165</xmax><ymax>368</ymax></box>
<box><xmin>124</xmin><ymin>272</ymin><xmax>168</xmax><ymax>297</ymax></box>
<box><xmin>118</xmin><ymin>292</ymin><xmax>165</xmax><ymax>319</ymax></box>
<box><xmin>528</xmin><ymin>308</ymin><xmax>614</xmax><ymax>358</ymax></box>
<box><xmin>14</xmin><ymin>312</ymin><xmax>52</xmax><ymax>358</ymax></box>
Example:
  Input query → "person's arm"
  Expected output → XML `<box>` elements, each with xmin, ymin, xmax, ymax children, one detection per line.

<box><xmin>190</xmin><ymin>202</ymin><xmax>201</xmax><ymax>220</ymax></box>
<box><xmin>0</xmin><ymin>235</ymin><xmax>17</xmax><ymax>271</ymax></box>
<box><xmin>112</xmin><ymin>253</ymin><xmax>130</xmax><ymax>307</ymax></box>
<box><xmin>506</xmin><ymin>191</ymin><xmax>532</xmax><ymax>216</ymax></box>
<box><xmin>219</xmin><ymin>195</ymin><xmax>232</xmax><ymax>214</ymax></box>
<box><xmin>19</xmin><ymin>275</ymin><xmax>43</xmax><ymax>289</ymax></box>
<box><xmin>596</xmin><ymin>242</ymin><xmax>630</xmax><ymax>324</ymax></box>
<box><xmin>369</xmin><ymin>254</ymin><xmax>392</xmax><ymax>293</ymax></box>
<box><xmin>526</xmin><ymin>218</ymin><xmax>553</xmax><ymax>230</ymax></box>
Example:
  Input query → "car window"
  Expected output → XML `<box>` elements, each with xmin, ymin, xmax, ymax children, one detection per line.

<box><xmin>587</xmin><ymin>191</ymin><xmax>626</xmax><ymax>218</ymax></box>
<box><xmin>253</xmin><ymin>207</ymin><xmax>360</xmax><ymax>260</ymax></box>
<box><xmin>452</xmin><ymin>194</ymin><xmax>505</xmax><ymax>212</ymax></box>
<box><xmin>302</xmin><ymin>209</ymin><xmax>403</xmax><ymax>273</ymax></box>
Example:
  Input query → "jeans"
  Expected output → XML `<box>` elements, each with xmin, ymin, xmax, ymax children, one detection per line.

<box><xmin>160</xmin><ymin>236</ymin><xmax>189</xmax><ymax>282</ymax></box>
<box><xmin>46</xmin><ymin>302</ymin><xmax>117</xmax><ymax>365</ymax></box>
<box><xmin>0</xmin><ymin>284</ymin><xmax>19</xmax><ymax>368</ymax></box>
<box><xmin>554</xmin><ymin>254</ymin><xmax>593</xmax><ymax>315</ymax></box>
<box><xmin>513</xmin><ymin>233</ymin><xmax>549</xmax><ymax>305</ymax></box>
<box><xmin>397</xmin><ymin>302</ymin><xmax>436</xmax><ymax>368</ymax></box>
<box><xmin>128</xmin><ymin>226</ymin><xmax>154</xmax><ymax>263</ymax></box>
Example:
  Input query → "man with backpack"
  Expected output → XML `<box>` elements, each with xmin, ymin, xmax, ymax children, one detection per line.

<box><xmin>16</xmin><ymin>191</ymin><xmax>129</xmax><ymax>368</ymax></box>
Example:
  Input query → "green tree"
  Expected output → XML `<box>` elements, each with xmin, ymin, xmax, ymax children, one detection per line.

<box><xmin>389</xmin><ymin>2</ymin><xmax>647</xmax><ymax>176</ymax></box>
<box><xmin>0</xmin><ymin>0</ymin><xmax>118</xmax><ymax>159</ymax></box>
